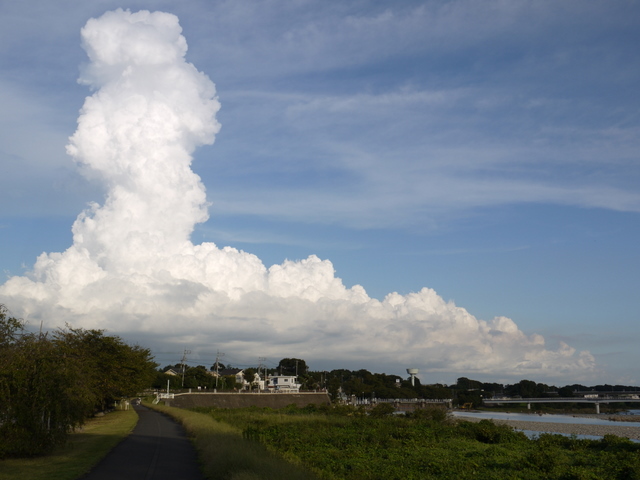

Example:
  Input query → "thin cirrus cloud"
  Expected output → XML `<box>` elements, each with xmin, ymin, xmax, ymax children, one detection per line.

<box><xmin>0</xmin><ymin>8</ymin><xmax>598</xmax><ymax>381</ymax></box>
<box><xmin>203</xmin><ymin>69</ymin><xmax>640</xmax><ymax>229</ymax></box>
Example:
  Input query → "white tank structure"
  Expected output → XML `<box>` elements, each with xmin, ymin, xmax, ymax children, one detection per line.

<box><xmin>407</xmin><ymin>368</ymin><xmax>419</xmax><ymax>386</ymax></box>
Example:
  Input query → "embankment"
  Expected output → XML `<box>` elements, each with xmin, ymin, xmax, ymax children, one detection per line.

<box><xmin>166</xmin><ymin>392</ymin><xmax>331</xmax><ymax>409</ymax></box>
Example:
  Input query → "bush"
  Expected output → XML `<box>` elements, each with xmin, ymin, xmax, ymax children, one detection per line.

<box><xmin>369</xmin><ymin>403</ymin><xmax>396</xmax><ymax>417</ymax></box>
<box><xmin>407</xmin><ymin>406</ymin><xmax>451</xmax><ymax>422</ymax></box>
<box><xmin>457</xmin><ymin>419</ymin><xmax>526</xmax><ymax>444</ymax></box>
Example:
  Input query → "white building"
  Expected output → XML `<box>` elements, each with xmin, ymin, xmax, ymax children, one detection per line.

<box><xmin>251</xmin><ymin>372</ymin><xmax>266</xmax><ymax>391</ymax></box>
<box><xmin>268</xmin><ymin>375</ymin><xmax>302</xmax><ymax>392</ymax></box>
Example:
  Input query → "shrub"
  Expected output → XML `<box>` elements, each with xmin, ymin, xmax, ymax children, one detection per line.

<box><xmin>369</xmin><ymin>402</ymin><xmax>396</xmax><ymax>417</ymax></box>
<box><xmin>457</xmin><ymin>419</ymin><xmax>526</xmax><ymax>444</ymax></box>
<box><xmin>407</xmin><ymin>406</ymin><xmax>451</xmax><ymax>422</ymax></box>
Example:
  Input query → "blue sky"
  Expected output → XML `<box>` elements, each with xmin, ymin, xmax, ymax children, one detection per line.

<box><xmin>1</xmin><ymin>1</ymin><xmax>639</xmax><ymax>386</ymax></box>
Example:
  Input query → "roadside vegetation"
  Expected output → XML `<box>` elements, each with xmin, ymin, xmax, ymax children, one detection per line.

<box><xmin>170</xmin><ymin>403</ymin><xmax>640</xmax><ymax>480</ymax></box>
<box><xmin>0</xmin><ymin>304</ymin><xmax>157</xmax><ymax>458</ymax></box>
<box><xmin>0</xmin><ymin>407</ymin><xmax>137</xmax><ymax>480</ymax></box>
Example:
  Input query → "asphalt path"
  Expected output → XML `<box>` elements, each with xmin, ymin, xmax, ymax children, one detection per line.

<box><xmin>79</xmin><ymin>405</ymin><xmax>206</xmax><ymax>480</ymax></box>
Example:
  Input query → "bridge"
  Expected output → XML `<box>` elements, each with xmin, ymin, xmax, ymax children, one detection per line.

<box><xmin>484</xmin><ymin>396</ymin><xmax>640</xmax><ymax>414</ymax></box>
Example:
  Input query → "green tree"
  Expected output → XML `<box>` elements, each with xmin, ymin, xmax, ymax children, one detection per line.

<box><xmin>369</xmin><ymin>402</ymin><xmax>396</xmax><ymax>417</ymax></box>
<box><xmin>277</xmin><ymin>358</ymin><xmax>308</xmax><ymax>376</ymax></box>
<box><xmin>456</xmin><ymin>389</ymin><xmax>483</xmax><ymax>408</ymax></box>
<box><xmin>558</xmin><ymin>386</ymin><xmax>575</xmax><ymax>397</ymax></box>
<box><xmin>0</xmin><ymin>307</ymin><xmax>92</xmax><ymax>457</ymax></box>
<box><xmin>152</xmin><ymin>370</ymin><xmax>176</xmax><ymax>390</ymax></box>
<box><xmin>0</xmin><ymin>305</ymin><xmax>22</xmax><ymax>345</ymax></box>
<box><xmin>420</xmin><ymin>383</ymin><xmax>452</xmax><ymax>399</ymax></box>
<box><xmin>505</xmin><ymin>380</ymin><xmax>529</xmax><ymax>397</ymax></box>
<box><xmin>183</xmin><ymin>365</ymin><xmax>215</xmax><ymax>389</ymax></box>
<box><xmin>53</xmin><ymin>327</ymin><xmax>157</xmax><ymax>411</ymax></box>
<box><xmin>456</xmin><ymin>377</ymin><xmax>482</xmax><ymax>390</ymax></box>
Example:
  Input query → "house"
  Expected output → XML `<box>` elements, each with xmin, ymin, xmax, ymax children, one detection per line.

<box><xmin>250</xmin><ymin>372</ymin><xmax>266</xmax><ymax>391</ymax></box>
<box><xmin>212</xmin><ymin>368</ymin><xmax>246</xmax><ymax>388</ymax></box>
<box><xmin>268</xmin><ymin>375</ymin><xmax>301</xmax><ymax>393</ymax></box>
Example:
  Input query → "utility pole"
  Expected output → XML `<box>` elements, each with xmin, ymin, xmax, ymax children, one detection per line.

<box><xmin>214</xmin><ymin>350</ymin><xmax>224</xmax><ymax>391</ymax></box>
<box><xmin>257</xmin><ymin>357</ymin><xmax>266</xmax><ymax>392</ymax></box>
<box><xmin>180</xmin><ymin>349</ymin><xmax>191</xmax><ymax>388</ymax></box>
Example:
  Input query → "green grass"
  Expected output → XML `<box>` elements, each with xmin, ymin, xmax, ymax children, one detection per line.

<box><xmin>0</xmin><ymin>407</ymin><xmax>138</xmax><ymax>480</ymax></box>
<box><xmin>148</xmin><ymin>402</ymin><xmax>321</xmax><ymax>480</ymax></box>
<box><xmin>189</xmin><ymin>405</ymin><xmax>640</xmax><ymax>480</ymax></box>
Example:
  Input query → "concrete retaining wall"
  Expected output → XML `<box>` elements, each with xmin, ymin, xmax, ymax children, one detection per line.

<box><xmin>166</xmin><ymin>392</ymin><xmax>331</xmax><ymax>409</ymax></box>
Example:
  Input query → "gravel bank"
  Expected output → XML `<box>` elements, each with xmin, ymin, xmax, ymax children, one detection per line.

<box><xmin>460</xmin><ymin>416</ymin><xmax>640</xmax><ymax>440</ymax></box>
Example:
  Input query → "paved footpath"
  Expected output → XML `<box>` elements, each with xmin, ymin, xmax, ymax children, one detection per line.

<box><xmin>79</xmin><ymin>405</ymin><xmax>206</xmax><ymax>480</ymax></box>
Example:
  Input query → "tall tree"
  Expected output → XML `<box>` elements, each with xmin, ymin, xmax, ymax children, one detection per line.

<box><xmin>278</xmin><ymin>358</ymin><xmax>308</xmax><ymax>376</ymax></box>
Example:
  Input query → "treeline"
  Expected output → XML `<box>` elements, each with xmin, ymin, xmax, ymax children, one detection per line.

<box><xmin>308</xmin><ymin>367</ymin><xmax>640</xmax><ymax>405</ymax></box>
<box><xmin>0</xmin><ymin>305</ymin><xmax>157</xmax><ymax>458</ymax></box>
<box><xmin>320</xmin><ymin>368</ymin><xmax>452</xmax><ymax>400</ymax></box>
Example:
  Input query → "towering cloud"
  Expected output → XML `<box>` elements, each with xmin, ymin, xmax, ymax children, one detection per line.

<box><xmin>0</xmin><ymin>9</ymin><xmax>595</xmax><ymax>380</ymax></box>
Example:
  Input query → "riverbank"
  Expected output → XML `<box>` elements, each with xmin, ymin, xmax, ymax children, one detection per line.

<box><xmin>460</xmin><ymin>415</ymin><xmax>640</xmax><ymax>440</ymax></box>
<box><xmin>573</xmin><ymin>413</ymin><xmax>640</xmax><ymax>423</ymax></box>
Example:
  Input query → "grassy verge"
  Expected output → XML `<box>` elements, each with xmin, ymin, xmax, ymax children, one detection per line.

<box><xmin>148</xmin><ymin>402</ymin><xmax>320</xmax><ymax>480</ymax></box>
<box><xmin>0</xmin><ymin>408</ymin><xmax>137</xmax><ymax>480</ymax></box>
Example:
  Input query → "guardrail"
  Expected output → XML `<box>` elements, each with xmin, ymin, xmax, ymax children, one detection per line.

<box><xmin>154</xmin><ymin>392</ymin><xmax>175</xmax><ymax>404</ymax></box>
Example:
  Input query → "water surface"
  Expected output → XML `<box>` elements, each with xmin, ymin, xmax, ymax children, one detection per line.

<box><xmin>452</xmin><ymin>410</ymin><xmax>640</xmax><ymax>426</ymax></box>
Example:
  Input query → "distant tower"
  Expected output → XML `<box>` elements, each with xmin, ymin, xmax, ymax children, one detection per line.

<box><xmin>407</xmin><ymin>368</ymin><xmax>419</xmax><ymax>386</ymax></box>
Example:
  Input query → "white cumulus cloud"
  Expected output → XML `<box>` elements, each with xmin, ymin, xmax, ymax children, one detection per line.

<box><xmin>0</xmin><ymin>9</ymin><xmax>595</xmax><ymax>381</ymax></box>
